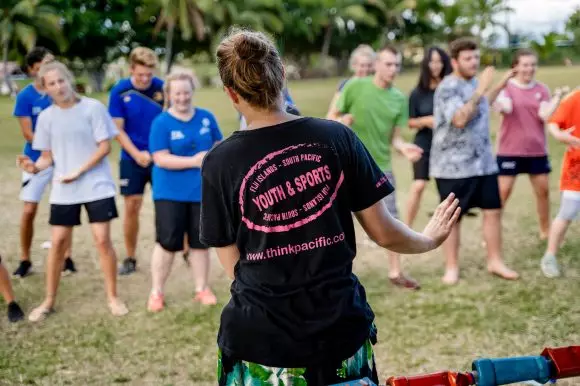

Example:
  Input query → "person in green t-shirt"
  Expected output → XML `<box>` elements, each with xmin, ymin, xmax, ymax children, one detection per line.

<box><xmin>331</xmin><ymin>45</ymin><xmax>424</xmax><ymax>290</ymax></box>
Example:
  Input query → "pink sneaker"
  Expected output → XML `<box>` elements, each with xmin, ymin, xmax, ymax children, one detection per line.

<box><xmin>147</xmin><ymin>292</ymin><xmax>164</xmax><ymax>312</ymax></box>
<box><xmin>194</xmin><ymin>288</ymin><xmax>217</xmax><ymax>306</ymax></box>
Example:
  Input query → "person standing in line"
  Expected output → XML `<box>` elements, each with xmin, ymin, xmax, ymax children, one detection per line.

<box><xmin>493</xmin><ymin>49</ymin><xmax>567</xmax><ymax>240</ymax></box>
<box><xmin>146</xmin><ymin>73</ymin><xmax>222</xmax><ymax>312</ymax></box>
<box><xmin>17</xmin><ymin>61</ymin><xmax>128</xmax><ymax>322</ymax></box>
<box><xmin>200</xmin><ymin>28</ymin><xmax>460</xmax><ymax>386</ymax></box>
<box><xmin>330</xmin><ymin>45</ymin><xmax>425</xmax><ymax>290</ymax></box>
<box><xmin>325</xmin><ymin>44</ymin><xmax>375</xmax><ymax>119</ymax></box>
<box><xmin>431</xmin><ymin>37</ymin><xmax>520</xmax><ymax>285</ymax></box>
<box><xmin>539</xmin><ymin>89</ymin><xmax>580</xmax><ymax>278</ymax></box>
<box><xmin>404</xmin><ymin>46</ymin><xmax>452</xmax><ymax>228</ymax></box>
<box><xmin>109</xmin><ymin>47</ymin><xmax>164</xmax><ymax>275</ymax></box>
<box><xmin>0</xmin><ymin>257</ymin><xmax>25</xmax><ymax>322</ymax></box>
<box><xmin>12</xmin><ymin>47</ymin><xmax>77</xmax><ymax>278</ymax></box>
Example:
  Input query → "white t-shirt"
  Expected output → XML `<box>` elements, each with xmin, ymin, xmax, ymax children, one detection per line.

<box><xmin>33</xmin><ymin>97</ymin><xmax>118</xmax><ymax>205</ymax></box>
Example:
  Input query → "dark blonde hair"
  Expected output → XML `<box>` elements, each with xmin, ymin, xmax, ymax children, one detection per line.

<box><xmin>37</xmin><ymin>61</ymin><xmax>75</xmax><ymax>88</ymax></box>
<box><xmin>129</xmin><ymin>47</ymin><xmax>158</xmax><ymax>68</ymax></box>
<box><xmin>216</xmin><ymin>28</ymin><xmax>284</xmax><ymax>111</ymax></box>
<box><xmin>163</xmin><ymin>72</ymin><xmax>196</xmax><ymax>110</ymax></box>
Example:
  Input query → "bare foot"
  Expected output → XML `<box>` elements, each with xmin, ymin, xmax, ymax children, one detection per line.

<box><xmin>539</xmin><ymin>231</ymin><xmax>549</xmax><ymax>241</ymax></box>
<box><xmin>488</xmin><ymin>262</ymin><xmax>519</xmax><ymax>280</ymax></box>
<box><xmin>28</xmin><ymin>301</ymin><xmax>55</xmax><ymax>322</ymax></box>
<box><xmin>442</xmin><ymin>268</ymin><xmax>459</xmax><ymax>285</ymax></box>
<box><xmin>108</xmin><ymin>298</ymin><xmax>129</xmax><ymax>316</ymax></box>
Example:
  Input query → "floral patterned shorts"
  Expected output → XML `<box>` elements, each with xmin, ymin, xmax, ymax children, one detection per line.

<box><xmin>217</xmin><ymin>339</ymin><xmax>378</xmax><ymax>386</ymax></box>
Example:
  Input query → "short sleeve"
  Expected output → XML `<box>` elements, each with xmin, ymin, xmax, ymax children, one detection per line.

<box><xmin>550</xmin><ymin>91</ymin><xmax>577</xmax><ymax>129</ymax></box>
<box><xmin>336</xmin><ymin>81</ymin><xmax>353</xmax><ymax>114</ymax></box>
<box><xmin>344</xmin><ymin>129</ymin><xmax>395</xmax><ymax>212</ymax></box>
<box><xmin>494</xmin><ymin>89</ymin><xmax>513</xmax><ymax>114</ymax></box>
<box><xmin>435</xmin><ymin>82</ymin><xmax>464</xmax><ymax>125</ymax></box>
<box><xmin>209</xmin><ymin>113</ymin><xmax>223</xmax><ymax>143</ymax></box>
<box><xmin>149</xmin><ymin>116</ymin><xmax>170</xmax><ymax>154</ymax></box>
<box><xmin>108</xmin><ymin>87</ymin><xmax>124</xmax><ymax>119</ymax></box>
<box><xmin>13</xmin><ymin>90</ymin><xmax>31</xmax><ymax>117</ymax></box>
<box><xmin>91</xmin><ymin>102</ymin><xmax>119</xmax><ymax>142</ymax></box>
<box><xmin>396</xmin><ymin>95</ymin><xmax>409</xmax><ymax>128</ymax></box>
<box><xmin>199</xmin><ymin>153</ymin><xmax>237</xmax><ymax>247</ymax></box>
<box><xmin>541</xmin><ymin>84</ymin><xmax>551</xmax><ymax>102</ymax></box>
<box><xmin>408</xmin><ymin>89</ymin><xmax>419</xmax><ymax>118</ymax></box>
<box><xmin>32</xmin><ymin>111</ymin><xmax>51</xmax><ymax>151</ymax></box>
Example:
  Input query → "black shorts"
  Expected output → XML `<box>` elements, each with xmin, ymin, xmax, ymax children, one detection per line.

<box><xmin>496</xmin><ymin>155</ymin><xmax>551</xmax><ymax>176</ymax></box>
<box><xmin>119</xmin><ymin>159</ymin><xmax>152</xmax><ymax>196</ymax></box>
<box><xmin>413</xmin><ymin>152</ymin><xmax>430</xmax><ymax>181</ymax></box>
<box><xmin>155</xmin><ymin>200</ymin><xmax>207</xmax><ymax>252</ymax></box>
<box><xmin>435</xmin><ymin>174</ymin><xmax>501</xmax><ymax>218</ymax></box>
<box><xmin>49</xmin><ymin>197</ymin><xmax>118</xmax><ymax>226</ymax></box>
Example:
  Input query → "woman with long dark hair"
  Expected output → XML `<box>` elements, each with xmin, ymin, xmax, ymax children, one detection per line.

<box><xmin>405</xmin><ymin>46</ymin><xmax>452</xmax><ymax>227</ymax></box>
<box><xmin>200</xmin><ymin>29</ymin><xmax>460</xmax><ymax>386</ymax></box>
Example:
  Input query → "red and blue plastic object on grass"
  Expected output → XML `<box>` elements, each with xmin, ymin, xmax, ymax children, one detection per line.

<box><xmin>385</xmin><ymin>346</ymin><xmax>580</xmax><ymax>386</ymax></box>
<box><xmin>329</xmin><ymin>346</ymin><xmax>580</xmax><ymax>386</ymax></box>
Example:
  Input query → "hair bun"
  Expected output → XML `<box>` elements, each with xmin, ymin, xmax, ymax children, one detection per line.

<box><xmin>233</xmin><ymin>33</ymin><xmax>268</xmax><ymax>62</ymax></box>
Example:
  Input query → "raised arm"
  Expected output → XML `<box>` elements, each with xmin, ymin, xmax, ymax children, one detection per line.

<box><xmin>355</xmin><ymin>193</ymin><xmax>460</xmax><ymax>254</ymax></box>
<box><xmin>539</xmin><ymin>87</ymin><xmax>568</xmax><ymax>121</ymax></box>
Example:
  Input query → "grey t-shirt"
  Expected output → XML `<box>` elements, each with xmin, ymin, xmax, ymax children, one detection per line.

<box><xmin>33</xmin><ymin>97</ymin><xmax>118</xmax><ymax>205</ymax></box>
<box><xmin>430</xmin><ymin>74</ymin><xmax>499</xmax><ymax>179</ymax></box>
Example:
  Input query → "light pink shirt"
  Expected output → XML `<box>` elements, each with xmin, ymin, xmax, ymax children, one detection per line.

<box><xmin>496</xmin><ymin>80</ymin><xmax>551</xmax><ymax>157</ymax></box>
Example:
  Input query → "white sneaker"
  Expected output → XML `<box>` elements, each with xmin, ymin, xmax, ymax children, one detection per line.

<box><xmin>541</xmin><ymin>253</ymin><xmax>561</xmax><ymax>278</ymax></box>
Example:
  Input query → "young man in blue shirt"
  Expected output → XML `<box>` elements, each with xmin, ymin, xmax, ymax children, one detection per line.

<box><xmin>109</xmin><ymin>47</ymin><xmax>164</xmax><ymax>275</ymax></box>
<box><xmin>12</xmin><ymin>47</ymin><xmax>77</xmax><ymax>278</ymax></box>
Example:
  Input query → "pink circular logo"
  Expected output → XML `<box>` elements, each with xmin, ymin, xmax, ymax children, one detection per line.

<box><xmin>239</xmin><ymin>143</ymin><xmax>344</xmax><ymax>233</ymax></box>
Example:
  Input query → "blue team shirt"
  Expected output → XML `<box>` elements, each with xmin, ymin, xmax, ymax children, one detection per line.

<box><xmin>13</xmin><ymin>84</ymin><xmax>52</xmax><ymax>161</ymax></box>
<box><xmin>149</xmin><ymin>109</ymin><xmax>223</xmax><ymax>202</ymax></box>
<box><xmin>108</xmin><ymin>77</ymin><xmax>165</xmax><ymax>161</ymax></box>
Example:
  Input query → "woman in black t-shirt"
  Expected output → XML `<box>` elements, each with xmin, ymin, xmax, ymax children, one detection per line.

<box><xmin>200</xmin><ymin>29</ymin><xmax>460</xmax><ymax>386</ymax></box>
<box><xmin>405</xmin><ymin>47</ymin><xmax>452</xmax><ymax>228</ymax></box>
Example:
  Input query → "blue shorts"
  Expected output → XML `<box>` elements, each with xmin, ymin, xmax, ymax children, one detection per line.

<box><xmin>119</xmin><ymin>159</ymin><xmax>152</xmax><ymax>196</ymax></box>
<box><xmin>496</xmin><ymin>156</ymin><xmax>551</xmax><ymax>176</ymax></box>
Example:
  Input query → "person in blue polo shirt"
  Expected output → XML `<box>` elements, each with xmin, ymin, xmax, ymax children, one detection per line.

<box><xmin>109</xmin><ymin>47</ymin><xmax>164</xmax><ymax>275</ymax></box>
<box><xmin>12</xmin><ymin>47</ymin><xmax>77</xmax><ymax>278</ymax></box>
<box><xmin>146</xmin><ymin>73</ymin><xmax>222</xmax><ymax>312</ymax></box>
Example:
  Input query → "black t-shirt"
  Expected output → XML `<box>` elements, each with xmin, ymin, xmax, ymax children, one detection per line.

<box><xmin>409</xmin><ymin>87</ymin><xmax>435</xmax><ymax>151</ymax></box>
<box><xmin>200</xmin><ymin>117</ymin><xmax>394</xmax><ymax>368</ymax></box>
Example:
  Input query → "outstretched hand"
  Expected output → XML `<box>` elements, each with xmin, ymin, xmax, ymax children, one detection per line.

<box><xmin>400</xmin><ymin>143</ymin><xmax>424</xmax><ymax>163</ymax></box>
<box><xmin>422</xmin><ymin>193</ymin><xmax>461</xmax><ymax>248</ymax></box>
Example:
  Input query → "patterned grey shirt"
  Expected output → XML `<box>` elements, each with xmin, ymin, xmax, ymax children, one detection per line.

<box><xmin>430</xmin><ymin>74</ymin><xmax>499</xmax><ymax>179</ymax></box>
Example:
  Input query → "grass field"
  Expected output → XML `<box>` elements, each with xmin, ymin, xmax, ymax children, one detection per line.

<box><xmin>0</xmin><ymin>67</ymin><xmax>579</xmax><ymax>386</ymax></box>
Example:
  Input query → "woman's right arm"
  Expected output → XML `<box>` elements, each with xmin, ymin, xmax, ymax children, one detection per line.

<box><xmin>355</xmin><ymin>193</ymin><xmax>460</xmax><ymax>254</ymax></box>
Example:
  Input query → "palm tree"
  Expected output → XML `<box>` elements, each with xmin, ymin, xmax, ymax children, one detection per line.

<box><xmin>438</xmin><ymin>1</ymin><xmax>473</xmax><ymax>42</ymax></box>
<box><xmin>200</xmin><ymin>0</ymin><xmax>285</xmax><ymax>51</ymax></box>
<box><xmin>463</xmin><ymin>0</ymin><xmax>514</xmax><ymax>46</ymax></box>
<box><xmin>140</xmin><ymin>0</ymin><xmax>206</xmax><ymax>74</ymax></box>
<box><xmin>1</xmin><ymin>0</ymin><xmax>65</xmax><ymax>92</ymax></box>
<box><xmin>313</xmin><ymin>0</ymin><xmax>378</xmax><ymax>58</ymax></box>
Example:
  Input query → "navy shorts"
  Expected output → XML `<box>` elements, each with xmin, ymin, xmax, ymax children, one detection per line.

<box><xmin>119</xmin><ymin>159</ymin><xmax>152</xmax><ymax>196</ymax></box>
<box><xmin>435</xmin><ymin>174</ymin><xmax>502</xmax><ymax>218</ymax></box>
<box><xmin>49</xmin><ymin>197</ymin><xmax>118</xmax><ymax>227</ymax></box>
<box><xmin>496</xmin><ymin>156</ymin><xmax>551</xmax><ymax>176</ymax></box>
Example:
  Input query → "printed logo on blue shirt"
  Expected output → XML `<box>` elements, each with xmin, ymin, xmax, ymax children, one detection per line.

<box><xmin>32</xmin><ymin>106</ymin><xmax>43</xmax><ymax>115</ymax></box>
<box><xmin>171</xmin><ymin>130</ymin><xmax>185</xmax><ymax>140</ymax></box>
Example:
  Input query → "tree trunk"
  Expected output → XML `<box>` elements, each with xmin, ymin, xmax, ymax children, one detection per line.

<box><xmin>321</xmin><ymin>23</ymin><xmax>334</xmax><ymax>58</ymax></box>
<box><xmin>164</xmin><ymin>22</ymin><xmax>175</xmax><ymax>75</ymax></box>
<box><xmin>2</xmin><ymin>39</ymin><xmax>13</xmax><ymax>95</ymax></box>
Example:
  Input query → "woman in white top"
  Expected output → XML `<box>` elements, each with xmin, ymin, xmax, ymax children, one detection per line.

<box><xmin>17</xmin><ymin>61</ymin><xmax>128</xmax><ymax>322</ymax></box>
